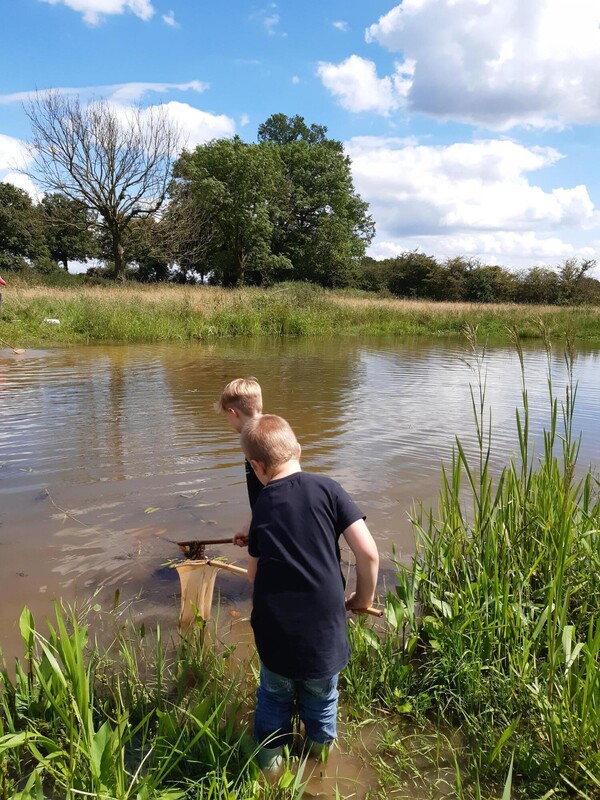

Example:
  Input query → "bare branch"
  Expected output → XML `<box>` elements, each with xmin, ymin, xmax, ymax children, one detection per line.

<box><xmin>24</xmin><ymin>91</ymin><xmax>182</xmax><ymax>280</ymax></box>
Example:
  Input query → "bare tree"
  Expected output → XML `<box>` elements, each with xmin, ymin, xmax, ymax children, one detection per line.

<box><xmin>25</xmin><ymin>91</ymin><xmax>182</xmax><ymax>281</ymax></box>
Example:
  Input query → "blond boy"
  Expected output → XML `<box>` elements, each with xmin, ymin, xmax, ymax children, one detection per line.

<box><xmin>241</xmin><ymin>414</ymin><xmax>379</xmax><ymax>768</ymax></box>
<box><xmin>215</xmin><ymin>377</ymin><xmax>264</xmax><ymax>545</ymax></box>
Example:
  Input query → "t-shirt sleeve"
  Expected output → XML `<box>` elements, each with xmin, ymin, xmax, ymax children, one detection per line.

<box><xmin>245</xmin><ymin>459</ymin><xmax>263</xmax><ymax>509</ymax></box>
<box><xmin>334</xmin><ymin>482</ymin><xmax>365</xmax><ymax>534</ymax></box>
<box><xmin>248</xmin><ymin>524</ymin><xmax>260</xmax><ymax>558</ymax></box>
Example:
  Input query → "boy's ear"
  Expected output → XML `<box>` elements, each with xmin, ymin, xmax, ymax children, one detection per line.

<box><xmin>226</xmin><ymin>407</ymin><xmax>238</xmax><ymax>419</ymax></box>
<box><xmin>297</xmin><ymin>443</ymin><xmax>302</xmax><ymax>459</ymax></box>
<box><xmin>250</xmin><ymin>459</ymin><xmax>266</xmax><ymax>477</ymax></box>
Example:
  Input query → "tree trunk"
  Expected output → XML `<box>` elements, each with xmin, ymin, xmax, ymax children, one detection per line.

<box><xmin>235</xmin><ymin>249</ymin><xmax>246</xmax><ymax>286</ymax></box>
<box><xmin>111</xmin><ymin>232</ymin><xmax>126</xmax><ymax>282</ymax></box>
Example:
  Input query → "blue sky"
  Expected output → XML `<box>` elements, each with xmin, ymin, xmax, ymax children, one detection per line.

<box><xmin>1</xmin><ymin>0</ymin><xmax>600</xmax><ymax>273</ymax></box>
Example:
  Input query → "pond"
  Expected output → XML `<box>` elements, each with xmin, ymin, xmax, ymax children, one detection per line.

<box><xmin>1</xmin><ymin>336</ymin><xmax>599</xmax><ymax>662</ymax></box>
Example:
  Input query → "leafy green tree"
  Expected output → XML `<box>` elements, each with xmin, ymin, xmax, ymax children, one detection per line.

<box><xmin>258</xmin><ymin>114</ymin><xmax>374</xmax><ymax>287</ymax></box>
<box><xmin>386</xmin><ymin>251</ymin><xmax>439</xmax><ymax>298</ymax></box>
<box><xmin>516</xmin><ymin>266</ymin><xmax>558</xmax><ymax>304</ymax></box>
<box><xmin>355</xmin><ymin>256</ymin><xmax>393</xmax><ymax>293</ymax></box>
<box><xmin>465</xmin><ymin>264</ymin><xmax>517</xmax><ymax>303</ymax></box>
<box><xmin>158</xmin><ymin>180</ymin><xmax>218</xmax><ymax>283</ymax></box>
<box><xmin>576</xmin><ymin>274</ymin><xmax>600</xmax><ymax>304</ymax></box>
<box><xmin>126</xmin><ymin>217</ymin><xmax>171</xmax><ymax>283</ymax></box>
<box><xmin>176</xmin><ymin>137</ymin><xmax>291</xmax><ymax>286</ymax></box>
<box><xmin>557</xmin><ymin>257</ymin><xmax>595</xmax><ymax>304</ymax></box>
<box><xmin>40</xmin><ymin>193</ymin><xmax>97</xmax><ymax>271</ymax></box>
<box><xmin>257</xmin><ymin>113</ymin><xmax>327</xmax><ymax>145</ymax></box>
<box><xmin>0</xmin><ymin>182</ymin><xmax>49</xmax><ymax>270</ymax></box>
<box><xmin>438</xmin><ymin>256</ymin><xmax>472</xmax><ymax>301</ymax></box>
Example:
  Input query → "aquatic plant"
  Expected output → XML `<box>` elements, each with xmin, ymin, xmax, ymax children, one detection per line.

<box><xmin>344</xmin><ymin>328</ymin><xmax>600</xmax><ymax>797</ymax></box>
<box><xmin>0</xmin><ymin>600</ymin><xmax>310</xmax><ymax>799</ymax></box>
<box><xmin>408</xmin><ymin>330</ymin><xmax>598</xmax><ymax>795</ymax></box>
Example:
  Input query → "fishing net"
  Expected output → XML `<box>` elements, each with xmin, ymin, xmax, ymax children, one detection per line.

<box><xmin>176</xmin><ymin>561</ymin><xmax>219</xmax><ymax>629</ymax></box>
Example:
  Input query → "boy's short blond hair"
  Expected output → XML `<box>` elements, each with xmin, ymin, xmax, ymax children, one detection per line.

<box><xmin>241</xmin><ymin>415</ymin><xmax>300</xmax><ymax>470</ymax></box>
<box><xmin>215</xmin><ymin>377</ymin><xmax>263</xmax><ymax>416</ymax></box>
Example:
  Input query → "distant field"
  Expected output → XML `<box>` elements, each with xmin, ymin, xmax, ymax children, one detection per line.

<box><xmin>2</xmin><ymin>280</ymin><xmax>600</xmax><ymax>345</ymax></box>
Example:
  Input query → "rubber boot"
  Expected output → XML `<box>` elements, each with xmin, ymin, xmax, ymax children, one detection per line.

<box><xmin>256</xmin><ymin>744</ymin><xmax>284</xmax><ymax>774</ymax></box>
<box><xmin>306</xmin><ymin>739</ymin><xmax>334</xmax><ymax>761</ymax></box>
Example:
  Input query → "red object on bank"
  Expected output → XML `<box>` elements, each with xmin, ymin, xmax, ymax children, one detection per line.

<box><xmin>0</xmin><ymin>277</ymin><xmax>6</xmax><ymax>287</ymax></box>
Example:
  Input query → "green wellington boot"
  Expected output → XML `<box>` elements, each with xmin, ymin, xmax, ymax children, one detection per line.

<box><xmin>306</xmin><ymin>739</ymin><xmax>334</xmax><ymax>761</ymax></box>
<box><xmin>256</xmin><ymin>744</ymin><xmax>284</xmax><ymax>774</ymax></box>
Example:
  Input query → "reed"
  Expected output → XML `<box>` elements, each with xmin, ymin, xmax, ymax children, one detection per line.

<box><xmin>343</xmin><ymin>328</ymin><xmax>599</xmax><ymax>797</ymax></box>
<box><xmin>2</xmin><ymin>280</ymin><xmax>600</xmax><ymax>344</ymax></box>
<box><xmin>0</xmin><ymin>599</ymin><xmax>309</xmax><ymax>799</ymax></box>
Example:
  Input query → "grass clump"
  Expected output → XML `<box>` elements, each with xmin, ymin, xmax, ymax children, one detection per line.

<box><xmin>342</xmin><ymin>328</ymin><xmax>600</xmax><ymax>798</ymax></box>
<box><xmin>0</xmin><ymin>600</ymin><xmax>310</xmax><ymax>799</ymax></box>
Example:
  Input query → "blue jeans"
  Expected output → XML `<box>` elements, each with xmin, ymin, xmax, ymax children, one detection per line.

<box><xmin>254</xmin><ymin>663</ymin><xmax>339</xmax><ymax>747</ymax></box>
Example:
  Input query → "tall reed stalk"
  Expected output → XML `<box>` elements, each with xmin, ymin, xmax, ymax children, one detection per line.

<box><xmin>348</xmin><ymin>328</ymin><xmax>599</xmax><ymax>797</ymax></box>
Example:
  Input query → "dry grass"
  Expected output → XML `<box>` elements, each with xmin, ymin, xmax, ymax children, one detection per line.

<box><xmin>3</xmin><ymin>280</ymin><xmax>600</xmax><ymax>344</ymax></box>
<box><xmin>330</xmin><ymin>294</ymin><xmax>573</xmax><ymax>315</ymax></box>
<box><xmin>10</xmin><ymin>283</ymin><xmax>239</xmax><ymax>311</ymax></box>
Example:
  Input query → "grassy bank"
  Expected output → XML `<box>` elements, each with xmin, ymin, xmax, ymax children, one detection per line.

<box><xmin>2</xmin><ymin>280</ymin><xmax>600</xmax><ymax>345</ymax></box>
<box><xmin>343</xmin><ymin>331</ymin><xmax>600</xmax><ymax>798</ymax></box>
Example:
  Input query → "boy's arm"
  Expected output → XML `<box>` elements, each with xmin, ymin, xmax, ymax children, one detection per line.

<box><xmin>233</xmin><ymin>514</ymin><xmax>251</xmax><ymax>547</ymax></box>
<box><xmin>342</xmin><ymin>519</ymin><xmax>379</xmax><ymax>613</ymax></box>
<box><xmin>247</xmin><ymin>555</ymin><xmax>258</xmax><ymax>584</ymax></box>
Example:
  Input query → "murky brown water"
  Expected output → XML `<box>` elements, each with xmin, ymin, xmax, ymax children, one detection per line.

<box><xmin>1</xmin><ymin>336</ymin><xmax>599</xmax><ymax>797</ymax></box>
<box><xmin>1</xmin><ymin>336</ymin><xmax>599</xmax><ymax>661</ymax></box>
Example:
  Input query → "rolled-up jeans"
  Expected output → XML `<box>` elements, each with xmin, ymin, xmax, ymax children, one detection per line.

<box><xmin>254</xmin><ymin>662</ymin><xmax>339</xmax><ymax>748</ymax></box>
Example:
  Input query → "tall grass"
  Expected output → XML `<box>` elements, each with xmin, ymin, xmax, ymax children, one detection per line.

<box><xmin>343</xmin><ymin>328</ymin><xmax>600</xmax><ymax>798</ymax></box>
<box><xmin>2</xmin><ymin>280</ymin><xmax>600</xmax><ymax>344</ymax></box>
<box><xmin>0</xmin><ymin>600</ymin><xmax>308</xmax><ymax>799</ymax></box>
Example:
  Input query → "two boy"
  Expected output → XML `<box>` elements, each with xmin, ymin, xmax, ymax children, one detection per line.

<box><xmin>216</xmin><ymin>379</ymin><xmax>379</xmax><ymax>769</ymax></box>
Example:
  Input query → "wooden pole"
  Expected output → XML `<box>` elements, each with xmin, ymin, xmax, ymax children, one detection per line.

<box><xmin>192</xmin><ymin>559</ymin><xmax>384</xmax><ymax>617</ymax></box>
<box><xmin>0</xmin><ymin>336</ymin><xmax>25</xmax><ymax>355</ymax></box>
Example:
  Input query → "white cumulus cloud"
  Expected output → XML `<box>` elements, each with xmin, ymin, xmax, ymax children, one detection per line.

<box><xmin>0</xmin><ymin>134</ymin><xmax>31</xmax><ymax>172</ymax></box>
<box><xmin>2</xmin><ymin>172</ymin><xmax>43</xmax><ymax>201</ymax></box>
<box><xmin>0</xmin><ymin>135</ymin><xmax>41</xmax><ymax>199</ymax></box>
<box><xmin>347</xmin><ymin>136</ymin><xmax>599</xmax><ymax>267</ymax></box>
<box><xmin>359</xmin><ymin>0</ymin><xmax>600</xmax><ymax>129</ymax></box>
<box><xmin>317</xmin><ymin>55</ymin><xmax>411</xmax><ymax>115</ymax></box>
<box><xmin>153</xmin><ymin>102</ymin><xmax>235</xmax><ymax>147</ymax></box>
<box><xmin>39</xmin><ymin>0</ymin><xmax>154</xmax><ymax>25</ymax></box>
<box><xmin>102</xmin><ymin>98</ymin><xmax>235</xmax><ymax>148</ymax></box>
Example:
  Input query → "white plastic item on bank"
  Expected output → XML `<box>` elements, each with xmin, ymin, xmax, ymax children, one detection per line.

<box><xmin>43</xmin><ymin>318</ymin><xmax>61</xmax><ymax>324</ymax></box>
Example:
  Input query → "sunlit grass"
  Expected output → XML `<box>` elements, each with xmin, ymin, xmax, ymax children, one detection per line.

<box><xmin>2</xmin><ymin>280</ymin><xmax>600</xmax><ymax>345</ymax></box>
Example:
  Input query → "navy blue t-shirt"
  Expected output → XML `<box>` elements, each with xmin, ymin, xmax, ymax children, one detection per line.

<box><xmin>245</xmin><ymin>458</ymin><xmax>263</xmax><ymax>508</ymax></box>
<box><xmin>248</xmin><ymin>471</ymin><xmax>364</xmax><ymax>680</ymax></box>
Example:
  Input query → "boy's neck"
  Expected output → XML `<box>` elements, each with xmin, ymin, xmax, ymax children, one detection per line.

<box><xmin>232</xmin><ymin>410</ymin><xmax>261</xmax><ymax>433</ymax></box>
<box><xmin>268</xmin><ymin>460</ymin><xmax>301</xmax><ymax>483</ymax></box>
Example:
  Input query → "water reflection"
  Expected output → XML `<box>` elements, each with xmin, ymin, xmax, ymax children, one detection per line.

<box><xmin>0</xmin><ymin>337</ymin><xmax>599</xmax><ymax>659</ymax></box>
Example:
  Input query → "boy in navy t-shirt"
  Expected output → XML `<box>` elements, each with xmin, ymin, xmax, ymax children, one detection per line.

<box><xmin>240</xmin><ymin>414</ymin><xmax>379</xmax><ymax>770</ymax></box>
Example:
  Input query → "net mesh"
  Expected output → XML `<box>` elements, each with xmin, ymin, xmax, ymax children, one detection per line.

<box><xmin>176</xmin><ymin>561</ymin><xmax>219</xmax><ymax>629</ymax></box>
